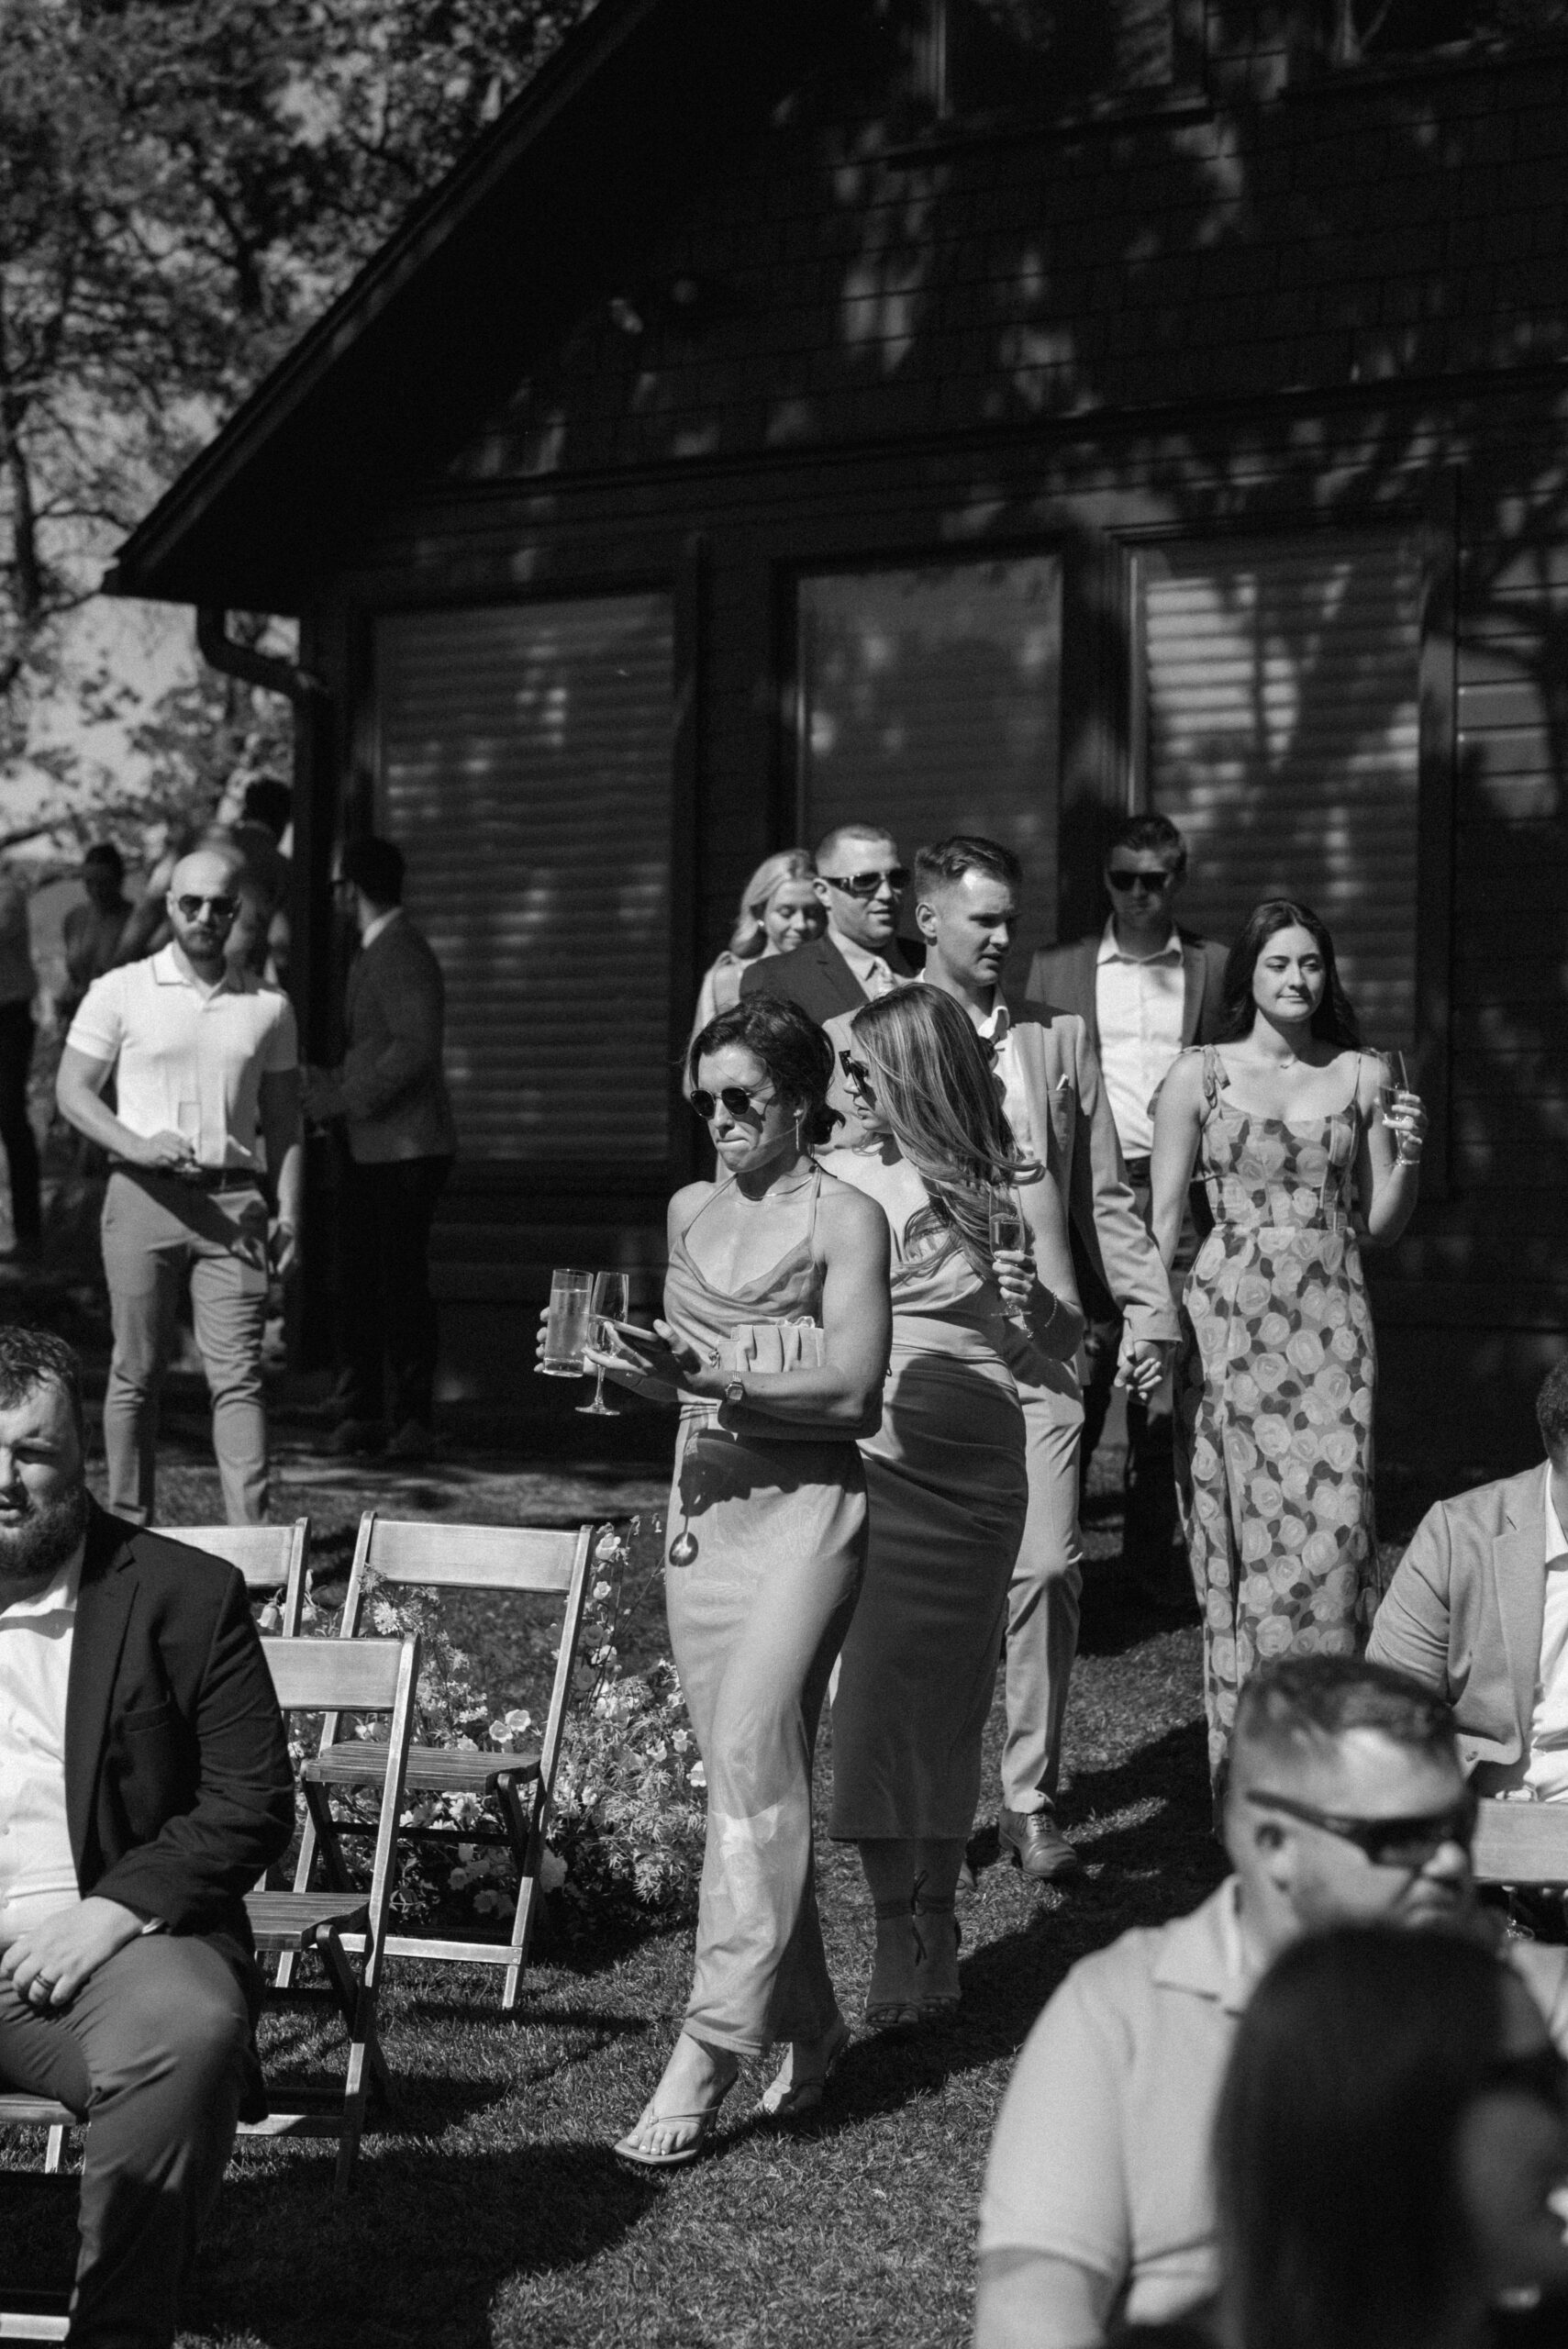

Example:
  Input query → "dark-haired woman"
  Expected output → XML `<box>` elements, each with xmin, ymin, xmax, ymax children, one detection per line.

<box><xmin>1150</xmin><ymin>901</ymin><xmax>1427</xmax><ymax>1790</ymax></box>
<box><xmin>1212</xmin><ymin>1925</ymin><xmax>1568</xmax><ymax>2349</ymax></box>
<box><xmin>828</xmin><ymin>985</ymin><xmax>1083</xmax><ymax>2026</ymax></box>
<box><xmin>573</xmin><ymin>996</ymin><xmax>890</xmax><ymax>2164</ymax></box>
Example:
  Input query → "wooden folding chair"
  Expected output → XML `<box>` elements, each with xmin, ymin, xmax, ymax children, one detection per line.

<box><xmin>284</xmin><ymin>1511</ymin><xmax>595</xmax><ymax>2012</ymax></box>
<box><xmin>153</xmin><ymin>1518</ymin><xmax>312</xmax><ymax>1633</ymax></box>
<box><xmin>243</xmin><ymin>1633</ymin><xmax>420</xmax><ymax>2193</ymax></box>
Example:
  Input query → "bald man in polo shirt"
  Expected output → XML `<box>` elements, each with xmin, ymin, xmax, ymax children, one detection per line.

<box><xmin>56</xmin><ymin>845</ymin><xmax>302</xmax><ymax>1524</ymax></box>
<box><xmin>973</xmin><ymin>1655</ymin><xmax>1568</xmax><ymax>2349</ymax></box>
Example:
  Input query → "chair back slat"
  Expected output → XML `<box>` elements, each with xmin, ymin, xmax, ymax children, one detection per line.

<box><xmin>1473</xmin><ymin>1798</ymin><xmax>1568</xmax><ymax>1886</ymax></box>
<box><xmin>156</xmin><ymin>1520</ymin><xmax>310</xmax><ymax>1633</ymax></box>
<box><xmin>356</xmin><ymin>1519</ymin><xmax>580</xmax><ymax>1593</ymax></box>
<box><xmin>261</xmin><ymin>1636</ymin><xmax>409</xmax><ymax>1712</ymax></box>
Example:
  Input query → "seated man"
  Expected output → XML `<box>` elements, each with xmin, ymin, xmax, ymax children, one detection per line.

<box><xmin>973</xmin><ymin>1653</ymin><xmax>1568</xmax><ymax>2349</ymax></box>
<box><xmin>1368</xmin><ymin>1358</ymin><xmax>1568</xmax><ymax>1796</ymax></box>
<box><xmin>0</xmin><ymin>1327</ymin><xmax>294</xmax><ymax>2349</ymax></box>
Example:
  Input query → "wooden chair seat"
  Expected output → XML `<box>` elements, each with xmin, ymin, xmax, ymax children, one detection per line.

<box><xmin>246</xmin><ymin>1891</ymin><xmax>373</xmax><ymax>1951</ymax></box>
<box><xmin>1473</xmin><ymin>1798</ymin><xmax>1568</xmax><ymax>1887</ymax></box>
<box><xmin>305</xmin><ymin>1742</ymin><xmax>540</xmax><ymax>1794</ymax></box>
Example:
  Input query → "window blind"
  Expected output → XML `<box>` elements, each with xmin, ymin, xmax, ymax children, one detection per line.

<box><xmin>376</xmin><ymin>594</ymin><xmax>674</xmax><ymax>1162</ymax></box>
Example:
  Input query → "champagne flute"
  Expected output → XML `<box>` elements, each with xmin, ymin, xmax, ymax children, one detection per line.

<box><xmin>578</xmin><ymin>1272</ymin><xmax>630</xmax><ymax>1416</ymax></box>
<box><xmin>987</xmin><ymin>1186</ymin><xmax>1030</xmax><ymax>1322</ymax></box>
<box><xmin>1378</xmin><ymin>1049</ymin><xmax>1410</xmax><ymax>1144</ymax></box>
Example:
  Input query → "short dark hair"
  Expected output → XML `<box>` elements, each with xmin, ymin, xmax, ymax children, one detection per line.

<box><xmin>1537</xmin><ymin>1359</ymin><xmax>1568</xmax><ymax>1460</ymax></box>
<box><xmin>814</xmin><ymin>822</ymin><xmax>896</xmax><ymax>874</ymax></box>
<box><xmin>0</xmin><ymin>1326</ymin><xmax>84</xmax><ymax>1439</ymax></box>
<box><xmin>687</xmin><ymin>996</ymin><xmax>840</xmax><ymax>1147</ymax></box>
<box><xmin>913</xmin><ymin>834</ymin><xmax>1023</xmax><ymax>900</ymax></box>
<box><xmin>83</xmin><ymin>842</ymin><xmax>125</xmax><ymax>880</ymax></box>
<box><xmin>1234</xmin><ymin>1654</ymin><xmax>1456</xmax><ymax>1768</ymax></box>
<box><xmin>1107</xmin><ymin>812</ymin><xmax>1187</xmax><ymax>874</ymax></box>
<box><xmin>339</xmin><ymin>835</ymin><xmax>405</xmax><ymax>907</ymax></box>
<box><xmin>1216</xmin><ymin>898</ymin><xmax>1362</xmax><ymax>1050</ymax></box>
<box><xmin>240</xmin><ymin>778</ymin><xmax>293</xmax><ymax>841</ymax></box>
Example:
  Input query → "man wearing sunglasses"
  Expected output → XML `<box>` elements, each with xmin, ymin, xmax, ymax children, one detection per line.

<box><xmin>975</xmin><ymin>1653</ymin><xmax>1568</xmax><ymax>2349</ymax></box>
<box><xmin>1027</xmin><ymin>813</ymin><xmax>1228</xmax><ymax>1612</ymax></box>
<box><xmin>56</xmin><ymin>845</ymin><xmax>302</xmax><ymax>1526</ymax></box>
<box><xmin>740</xmin><ymin>823</ymin><xmax>914</xmax><ymax>1022</ymax></box>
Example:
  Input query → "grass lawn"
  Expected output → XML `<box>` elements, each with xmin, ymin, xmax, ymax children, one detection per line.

<box><xmin>5</xmin><ymin>1419</ymin><xmax>1405</xmax><ymax>2349</ymax></box>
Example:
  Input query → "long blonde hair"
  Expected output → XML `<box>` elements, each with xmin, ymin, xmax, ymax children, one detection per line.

<box><xmin>728</xmin><ymin>848</ymin><xmax>817</xmax><ymax>959</ymax></box>
<box><xmin>850</xmin><ymin>986</ymin><xmax>1033</xmax><ymax>1271</ymax></box>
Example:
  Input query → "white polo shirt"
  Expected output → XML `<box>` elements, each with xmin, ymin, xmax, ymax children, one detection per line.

<box><xmin>0</xmin><ymin>1543</ymin><xmax>84</xmax><ymax>1931</ymax></box>
<box><xmin>1095</xmin><ymin>922</ymin><xmax>1185</xmax><ymax>1160</ymax></box>
<box><xmin>67</xmin><ymin>945</ymin><xmax>297</xmax><ymax>1176</ymax></box>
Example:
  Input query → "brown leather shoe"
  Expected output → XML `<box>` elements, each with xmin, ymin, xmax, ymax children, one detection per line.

<box><xmin>999</xmin><ymin>1809</ymin><xmax>1081</xmax><ymax>1883</ymax></box>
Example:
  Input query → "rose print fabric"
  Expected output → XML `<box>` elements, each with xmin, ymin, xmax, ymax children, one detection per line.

<box><xmin>1173</xmin><ymin>1047</ymin><xmax>1375</xmax><ymax>1788</ymax></box>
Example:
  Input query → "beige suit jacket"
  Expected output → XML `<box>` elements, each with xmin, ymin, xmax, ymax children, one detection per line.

<box><xmin>1367</xmin><ymin>1464</ymin><xmax>1549</xmax><ymax>1776</ymax></box>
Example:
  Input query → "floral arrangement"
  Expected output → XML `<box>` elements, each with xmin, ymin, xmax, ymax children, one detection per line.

<box><xmin>327</xmin><ymin>1514</ymin><xmax>706</xmax><ymax>1940</ymax></box>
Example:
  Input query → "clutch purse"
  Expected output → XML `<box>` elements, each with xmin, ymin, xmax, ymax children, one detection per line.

<box><xmin>730</xmin><ymin>1317</ymin><xmax>827</xmax><ymax>1374</ymax></box>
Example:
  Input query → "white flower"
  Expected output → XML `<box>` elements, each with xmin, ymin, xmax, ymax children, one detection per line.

<box><xmin>539</xmin><ymin>1849</ymin><xmax>568</xmax><ymax>1892</ymax></box>
<box><xmin>689</xmin><ymin>1762</ymin><xmax>706</xmax><ymax>1790</ymax></box>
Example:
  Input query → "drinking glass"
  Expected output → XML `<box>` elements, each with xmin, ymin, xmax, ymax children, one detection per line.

<box><xmin>175</xmin><ymin>1097</ymin><xmax>202</xmax><ymax>1153</ymax></box>
<box><xmin>578</xmin><ymin>1272</ymin><xmax>630</xmax><ymax>1417</ymax></box>
<box><xmin>988</xmin><ymin>1186</ymin><xmax>1030</xmax><ymax>1321</ymax></box>
<box><xmin>538</xmin><ymin>1268</ymin><xmax>594</xmax><ymax>1377</ymax></box>
<box><xmin>1378</xmin><ymin>1049</ymin><xmax>1410</xmax><ymax>1141</ymax></box>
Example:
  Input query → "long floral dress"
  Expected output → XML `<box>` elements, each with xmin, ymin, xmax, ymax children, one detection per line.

<box><xmin>1173</xmin><ymin>1046</ymin><xmax>1376</xmax><ymax>1787</ymax></box>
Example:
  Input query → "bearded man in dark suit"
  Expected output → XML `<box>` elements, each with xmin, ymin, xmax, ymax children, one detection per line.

<box><xmin>0</xmin><ymin>1327</ymin><xmax>293</xmax><ymax>2349</ymax></box>
<box><xmin>740</xmin><ymin>822</ymin><xmax>915</xmax><ymax>1021</ymax></box>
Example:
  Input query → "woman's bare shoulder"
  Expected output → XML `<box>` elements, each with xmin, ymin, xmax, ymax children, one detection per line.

<box><xmin>815</xmin><ymin>1163</ymin><xmax>895</xmax><ymax>1248</ymax></box>
<box><xmin>1158</xmin><ymin>1047</ymin><xmax>1209</xmax><ymax>1107</ymax></box>
<box><xmin>667</xmin><ymin>1179</ymin><xmax>716</xmax><ymax>1235</ymax></box>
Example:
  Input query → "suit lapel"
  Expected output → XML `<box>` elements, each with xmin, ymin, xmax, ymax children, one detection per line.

<box><xmin>1494</xmin><ymin>1470</ymin><xmax>1547</xmax><ymax>1744</ymax></box>
<box><xmin>65</xmin><ymin>1504</ymin><xmax>137</xmax><ymax>1871</ymax></box>
<box><xmin>1180</xmin><ymin>939</ymin><xmax>1205</xmax><ymax>1045</ymax></box>
<box><xmin>1011</xmin><ymin>1018</ymin><xmax>1069</xmax><ymax>1197</ymax></box>
<box><xmin>1078</xmin><ymin>942</ymin><xmax>1101</xmax><ymax>1052</ymax></box>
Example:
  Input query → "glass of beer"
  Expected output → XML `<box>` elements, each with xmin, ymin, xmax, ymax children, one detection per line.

<box><xmin>538</xmin><ymin>1268</ymin><xmax>594</xmax><ymax>1376</ymax></box>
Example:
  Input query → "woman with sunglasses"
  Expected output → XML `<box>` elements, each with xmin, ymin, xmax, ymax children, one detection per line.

<box><xmin>826</xmin><ymin>985</ymin><xmax>1082</xmax><ymax>2027</ymax></box>
<box><xmin>1203</xmin><ymin>1923</ymin><xmax>1568</xmax><ymax>2349</ymax></box>
<box><xmin>687</xmin><ymin>848</ymin><xmax>825</xmax><ymax>1040</ymax></box>
<box><xmin>1150</xmin><ymin>899</ymin><xmax>1427</xmax><ymax>1798</ymax></box>
<box><xmin>571</xmin><ymin>996</ymin><xmax>890</xmax><ymax>2165</ymax></box>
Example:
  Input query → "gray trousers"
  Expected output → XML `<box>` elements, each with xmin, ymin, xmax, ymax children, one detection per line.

<box><xmin>999</xmin><ymin>1348</ymin><xmax>1086</xmax><ymax>1815</ymax></box>
<box><xmin>0</xmin><ymin>1934</ymin><xmax>251</xmax><ymax>2349</ymax></box>
<box><xmin>100</xmin><ymin>1171</ymin><xmax>271</xmax><ymax>1525</ymax></box>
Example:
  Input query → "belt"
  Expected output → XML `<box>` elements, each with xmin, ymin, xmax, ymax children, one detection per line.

<box><xmin>112</xmin><ymin>1161</ymin><xmax>260</xmax><ymax>1194</ymax></box>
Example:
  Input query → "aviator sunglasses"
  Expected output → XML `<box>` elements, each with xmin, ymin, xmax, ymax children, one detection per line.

<box><xmin>690</xmin><ymin>1083</ymin><xmax>777</xmax><ymax>1123</ymax></box>
<box><xmin>1106</xmin><ymin>866</ymin><xmax>1175</xmax><ymax>895</ymax></box>
<box><xmin>819</xmin><ymin>866</ymin><xmax>909</xmax><ymax>898</ymax></box>
<box><xmin>173</xmin><ymin>893</ymin><xmax>239</xmax><ymax>922</ymax></box>
<box><xmin>1244</xmin><ymin>1785</ymin><xmax>1479</xmax><ymax>1867</ymax></box>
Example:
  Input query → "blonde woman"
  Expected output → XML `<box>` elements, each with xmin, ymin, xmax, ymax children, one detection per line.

<box><xmin>689</xmin><ymin>850</ymin><xmax>824</xmax><ymax>1040</ymax></box>
<box><xmin>827</xmin><ymin>986</ymin><xmax>1083</xmax><ymax>2028</ymax></box>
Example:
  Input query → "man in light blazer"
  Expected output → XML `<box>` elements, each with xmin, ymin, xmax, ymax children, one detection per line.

<box><xmin>0</xmin><ymin>1327</ymin><xmax>294</xmax><ymax>2349</ymax></box>
<box><xmin>1369</xmin><ymin>1359</ymin><xmax>1568</xmax><ymax>1798</ymax></box>
<box><xmin>304</xmin><ymin>835</ymin><xmax>457</xmax><ymax>1462</ymax></box>
<box><xmin>740</xmin><ymin>822</ymin><xmax>915</xmax><ymax>1022</ymax></box>
<box><xmin>1028</xmin><ymin>814</ymin><xmax>1228</xmax><ymax>1603</ymax></box>
<box><xmin>826</xmin><ymin>838</ymin><xmax>1179</xmax><ymax>1883</ymax></box>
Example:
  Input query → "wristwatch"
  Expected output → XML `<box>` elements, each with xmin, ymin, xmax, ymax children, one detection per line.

<box><xmin>722</xmin><ymin>1377</ymin><xmax>746</xmax><ymax>1410</ymax></box>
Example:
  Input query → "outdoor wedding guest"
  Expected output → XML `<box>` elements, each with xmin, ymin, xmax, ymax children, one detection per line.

<box><xmin>741</xmin><ymin>823</ymin><xmax>914</xmax><ymax>1021</ymax></box>
<box><xmin>1149</xmin><ymin>900</ymin><xmax>1426</xmax><ymax>1791</ymax></box>
<box><xmin>1212</xmin><ymin>1925</ymin><xmax>1568</xmax><ymax>2349</ymax></box>
<box><xmin>0</xmin><ymin>861</ymin><xmax>40</xmax><ymax>1260</ymax></box>
<box><xmin>60</xmin><ymin>845</ymin><xmax>133</xmax><ymax>1024</ymax></box>
<box><xmin>688</xmin><ymin>849</ymin><xmax>824</xmax><ymax>1040</ymax></box>
<box><xmin>565</xmin><ymin>996</ymin><xmax>890</xmax><ymax>2165</ymax></box>
<box><xmin>826</xmin><ymin>985</ymin><xmax>1083</xmax><ymax>2024</ymax></box>
<box><xmin>973</xmin><ymin>1655</ymin><xmax>1568</xmax><ymax>2349</ymax></box>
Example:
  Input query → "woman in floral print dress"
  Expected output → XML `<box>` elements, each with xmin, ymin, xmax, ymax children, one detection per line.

<box><xmin>1151</xmin><ymin>901</ymin><xmax>1427</xmax><ymax>1790</ymax></box>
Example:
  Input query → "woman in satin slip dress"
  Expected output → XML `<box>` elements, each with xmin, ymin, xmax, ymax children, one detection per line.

<box><xmin>827</xmin><ymin>985</ymin><xmax>1083</xmax><ymax>2027</ymax></box>
<box><xmin>1150</xmin><ymin>901</ymin><xmax>1427</xmax><ymax>1792</ymax></box>
<box><xmin>583</xmin><ymin>996</ymin><xmax>890</xmax><ymax>2165</ymax></box>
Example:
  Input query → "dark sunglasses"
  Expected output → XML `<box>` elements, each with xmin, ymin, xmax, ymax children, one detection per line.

<box><xmin>1487</xmin><ymin>2044</ymin><xmax>1568</xmax><ymax>2114</ymax></box>
<box><xmin>174</xmin><ymin>894</ymin><xmax>239</xmax><ymax>922</ymax></box>
<box><xmin>690</xmin><ymin>1084</ymin><xmax>776</xmax><ymax>1123</ymax></box>
<box><xmin>838</xmin><ymin>1050</ymin><xmax>874</xmax><ymax>1095</ymax></box>
<box><xmin>1244</xmin><ymin>1785</ymin><xmax>1479</xmax><ymax>1867</ymax></box>
<box><xmin>820</xmin><ymin>867</ymin><xmax>908</xmax><ymax>898</ymax></box>
<box><xmin>1106</xmin><ymin>868</ymin><xmax>1174</xmax><ymax>895</ymax></box>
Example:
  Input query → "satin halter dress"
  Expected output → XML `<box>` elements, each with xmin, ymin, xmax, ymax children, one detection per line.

<box><xmin>1174</xmin><ymin>1046</ymin><xmax>1377</xmax><ymax>1787</ymax></box>
<box><xmin>662</xmin><ymin>1168</ymin><xmax>867</xmax><ymax>2056</ymax></box>
<box><xmin>826</xmin><ymin>1150</ymin><xmax>1029</xmax><ymax>1842</ymax></box>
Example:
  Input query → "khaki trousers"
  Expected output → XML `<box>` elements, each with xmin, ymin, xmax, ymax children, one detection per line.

<box><xmin>100</xmin><ymin>1170</ymin><xmax>271</xmax><ymax>1525</ymax></box>
<box><xmin>998</xmin><ymin>1341</ymin><xmax>1086</xmax><ymax>1815</ymax></box>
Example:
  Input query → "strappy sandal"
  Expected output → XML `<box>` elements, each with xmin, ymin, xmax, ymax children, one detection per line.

<box><xmin>756</xmin><ymin>2015</ymin><xmax>852</xmax><ymax>2120</ymax></box>
<box><xmin>613</xmin><ymin>2058</ymin><xmax>739</xmax><ymax>2168</ymax></box>
<box><xmin>864</xmin><ymin>1876</ymin><xmax>962</xmax><ymax>2031</ymax></box>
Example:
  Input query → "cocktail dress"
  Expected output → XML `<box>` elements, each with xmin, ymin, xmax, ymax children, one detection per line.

<box><xmin>828</xmin><ymin>1153</ymin><xmax>1029</xmax><ymax>1841</ymax></box>
<box><xmin>662</xmin><ymin>1167</ymin><xmax>867</xmax><ymax>2056</ymax></box>
<box><xmin>1174</xmin><ymin>1046</ymin><xmax>1376</xmax><ymax>1785</ymax></box>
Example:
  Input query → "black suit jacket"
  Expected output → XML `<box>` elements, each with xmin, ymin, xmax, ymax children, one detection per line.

<box><xmin>66</xmin><ymin>1501</ymin><xmax>295</xmax><ymax>2021</ymax></box>
<box><xmin>739</xmin><ymin>931</ymin><xmax>914</xmax><ymax>1025</ymax></box>
<box><xmin>1026</xmin><ymin>927</ymin><xmax>1229</xmax><ymax>1054</ymax></box>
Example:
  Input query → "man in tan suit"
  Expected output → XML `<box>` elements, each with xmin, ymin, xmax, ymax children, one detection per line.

<box><xmin>303</xmin><ymin>836</ymin><xmax>456</xmax><ymax>1462</ymax></box>
<box><xmin>827</xmin><ymin>837</ymin><xmax>1178</xmax><ymax>1881</ymax></box>
<box><xmin>1369</xmin><ymin>1360</ymin><xmax>1568</xmax><ymax>1796</ymax></box>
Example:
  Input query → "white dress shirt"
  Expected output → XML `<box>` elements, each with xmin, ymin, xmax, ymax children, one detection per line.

<box><xmin>67</xmin><ymin>942</ymin><xmax>297</xmax><ymax>1175</ymax></box>
<box><xmin>1095</xmin><ymin>921</ymin><xmax>1185</xmax><ymax>1159</ymax></box>
<box><xmin>0</xmin><ymin>1543</ymin><xmax>84</xmax><ymax>1931</ymax></box>
<box><xmin>977</xmin><ymin>996</ymin><xmax>1039</xmax><ymax>1161</ymax></box>
<box><xmin>1524</xmin><ymin>1466</ymin><xmax>1568</xmax><ymax>1800</ymax></box>
<box><xmin>361</xmin><ymin>907</ymin><xmax>403</xmax><ymax>952</ymax></box>
<box><xmin>834</xmin><ymin>930</ymin><xmax>900</xmax><ymax>1000</ymax></box>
